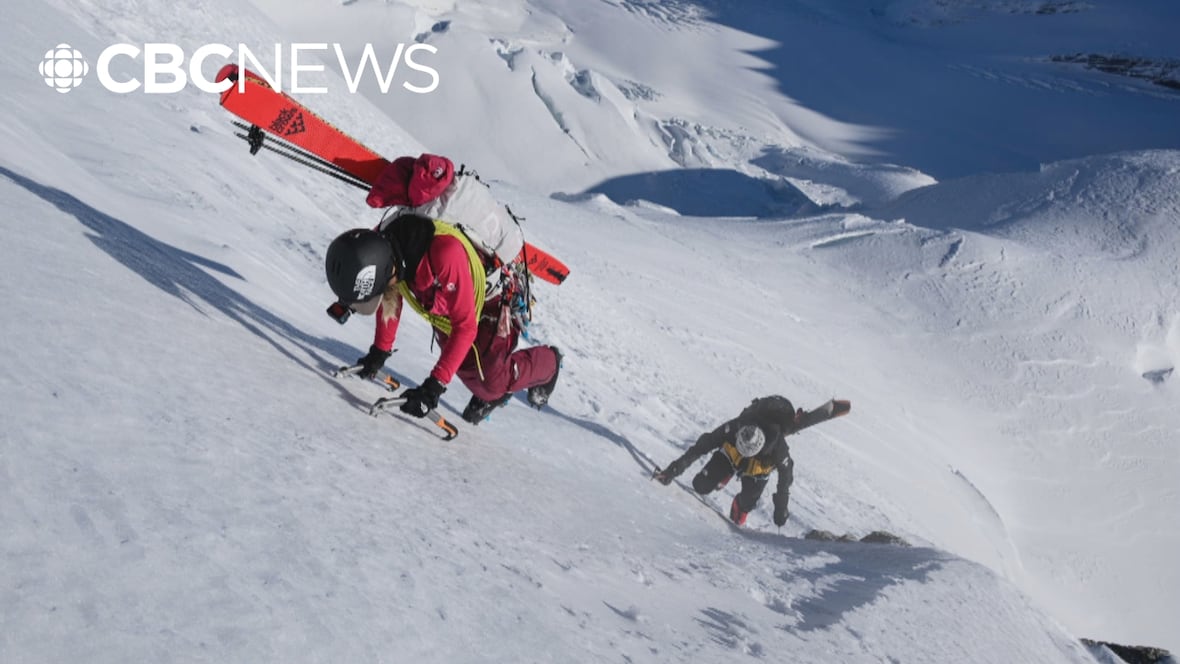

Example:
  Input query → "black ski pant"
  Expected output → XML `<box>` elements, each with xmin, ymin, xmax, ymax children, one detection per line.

<box><xmin>692</xmin><ymin>451</ymin><xmax>768</xmax><ymax>513</ymax></box>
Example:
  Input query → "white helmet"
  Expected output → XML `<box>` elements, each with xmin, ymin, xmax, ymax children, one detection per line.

<box><xmin>735</xmin><ymin>425</ymin><xmax>766</xmax><ymax>457</ymax></box>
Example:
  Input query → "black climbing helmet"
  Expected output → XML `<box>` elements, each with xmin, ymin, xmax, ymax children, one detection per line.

<box><xmin>324</xmin><ymin>229</ymin><xmax>399</xmax><ymax>303</ymax></box>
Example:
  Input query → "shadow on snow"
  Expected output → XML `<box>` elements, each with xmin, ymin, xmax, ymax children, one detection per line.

<box><xmin>549</xmin><ymin>404</ymin><xmax>949</xmax><ymax>635</ymax></box>
<box><xmin>579</xmin><ymin>167</ymin><xmax>816</xmax><ymax>218</ymax></box>
<box><xmin>0</xmin><ymin>165</ymin><xmax>375</xmax><ymax>400</ymax></box>
<box><xmin>629</xmin><ymin>0</ymin><xmax>1180</xmax><ymax>179</ymax></box>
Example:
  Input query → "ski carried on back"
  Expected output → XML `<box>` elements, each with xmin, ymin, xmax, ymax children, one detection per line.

<box><xmin>790</xmin><ymin>399</ymin><xmax>851</xmax><ymax>435</ymax></box>
<box><xmin>215</xmin><ymin>64</ymin><xmax>569</xmax><ymax>285</ymax></box>
<box><xmin>217</xmin><ymin>65</ymin><xmax>387</xmax><ymax>183</ymax></box>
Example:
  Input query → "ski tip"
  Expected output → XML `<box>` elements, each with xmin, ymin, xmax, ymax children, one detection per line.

<box><xmin>215</xmin><ymin>63</ymin><xmax>239</xmax><ymax>84</ymax></box>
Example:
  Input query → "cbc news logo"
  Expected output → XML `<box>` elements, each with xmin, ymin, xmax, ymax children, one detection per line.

<box><xmin>36</xmin><ymin>41</ymin><xmax>440</xmax><ymax>95</ymax></box>
<box><xmin>39</xmin><ymin>43</ymin><xmax>90</xmax><ymax>93</ymax></box>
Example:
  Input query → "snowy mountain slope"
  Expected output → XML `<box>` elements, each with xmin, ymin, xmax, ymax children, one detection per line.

<box><xmin>0</xmin><ymin>121</ymin><xmax>1098</xmax><ymax>664</ymax></box>
<box><xmin>545</xmin><ymin>156</ymin><xmax>1180</xmax><ymax>655</ymax></box>
<box><xmin>3</xmin><ymin>0</ymin><xmax>1179</xmax><ymax>660</ymax></box>
<box><xmin>247</xmin><ymin>0</ymin><xmax>937</xmax><ymax>200</ymax></box>
<box><xmin>830</xmin><ymin>150</ymin><xmax>1180</xmax><ymax>647</ymax></box>
<box><xmin>250</xmin><ymin>0</ymin><xmax>1180</xmax><ymax>198</ymax></box>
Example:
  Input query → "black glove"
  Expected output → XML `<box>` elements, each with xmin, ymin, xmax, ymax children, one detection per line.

<box><xmin>400</xmin><ymin>377</ymin><xmax>446</xmax><ymax>418</ymax></box>
<box><xmin>356</xmin><ymin>345</ymin><xmax>391</xmax><ymax>379</ymax></box>
<box><xmin>772</xmin><ymin>492</ymin><xmax>789</xmax><ymax>526</ymax></box>
<box><xmin>653</xmin><ymin>460</ymin><xmax>684</xmax><ymax>485</ymax></box>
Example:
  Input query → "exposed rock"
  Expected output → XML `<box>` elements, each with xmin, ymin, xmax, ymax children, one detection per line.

<box><xmin>804</xmin><ymin>529</ymin><xmax>856</xmax><ymax>543</ymax></box>
<box><xmin>860</xmin><ymin>531</ymin><xmax>912</xmax><ymax>547</ymax></box>
<box><xmin>1142</xmin><ymin>367</ymin><xmax>1173</xmax><ymax>385</ymax></box>
<box><xmin>1051</xmin><ymin>54</ymin><xmax>1180</xmax><ymax>93</ymax></box>
<box><xmin>804</xmin><ymin>529</ymin><xmax>910</xmax><ymax>546</ymax></box>
<box><xmin>1081</xmin><ymin>638</ymin><xmax>1175</xmax><ymax>664</ymax></box>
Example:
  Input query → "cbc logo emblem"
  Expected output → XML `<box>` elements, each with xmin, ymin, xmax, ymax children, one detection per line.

<box><xmin>39</xmin><ymin>43</ymin><xmax>90</xmax><ymax>93</ymax></box>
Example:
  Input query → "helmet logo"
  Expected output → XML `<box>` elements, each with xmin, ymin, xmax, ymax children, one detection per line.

<box><xmin>354</xmin><ymin>264</ymin><xmax>377</xmax><ymax>299</ymax></box>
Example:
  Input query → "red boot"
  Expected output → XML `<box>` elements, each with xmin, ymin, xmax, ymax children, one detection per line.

<box><xmin>729</xmin><ymin>497</ymin><xmax>749</xmax><ymax>526</ymax></box>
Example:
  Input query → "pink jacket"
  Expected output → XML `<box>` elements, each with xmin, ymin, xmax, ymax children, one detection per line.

<box><xmin>372</xmin><ymin>234</ymin><xmax>479</xmax><ymax>385</ymax></box>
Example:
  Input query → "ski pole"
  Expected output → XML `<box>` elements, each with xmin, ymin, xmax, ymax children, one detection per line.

<box><xmin>232</xmin><ymin>123</ymin><xmax>372</xmax><ymax>191</ymax></box>
<box><xmin>233</xmin><ymin>121</ymin><xmax>361</xmax><ymax>178</ymax></box>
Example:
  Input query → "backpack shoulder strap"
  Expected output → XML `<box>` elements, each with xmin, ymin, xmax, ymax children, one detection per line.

<box><xmin>396</xmin><ymin>219</ymin><xmax>487</xmax><ymax>334</ymax></box>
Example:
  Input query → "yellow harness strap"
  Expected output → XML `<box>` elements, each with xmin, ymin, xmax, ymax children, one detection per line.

<box><xmin>722</xmin><ymin>442</ymin><xmax>776</xmax><ymax>478</ymax></box>
<box><xmin>397</xmin><ymin>220</ymin><xmax>489</xmax><ymax>377</ymax></box>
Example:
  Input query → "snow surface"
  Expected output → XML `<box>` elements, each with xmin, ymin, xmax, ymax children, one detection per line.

<box><xmin>2</xmin><ymin>0</ymin><xmax>1179</xmax><ymax>662</ymax></box>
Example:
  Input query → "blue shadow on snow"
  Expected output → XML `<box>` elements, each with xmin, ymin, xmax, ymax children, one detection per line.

<box><xmin>0</xmin><ymin>165</ymin><xmax>383</xmax><ymax>405</ymax></box>
<box><xmin>548</xmin><ymin>404</ymin><xmax>949</xmax><ymax>635</ymax></box>
<box><xmin>678</xmin><ymin>0</ymin><xmax>1180</xmax><ymax>179</ymax></box>
<box><xmin>579</xmin><ymin>167</ymin><xmax>816</xmax><ymax>218</ymax></box>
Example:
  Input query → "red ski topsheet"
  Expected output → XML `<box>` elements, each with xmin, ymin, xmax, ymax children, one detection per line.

<box><xmin>217</xmin><ymin>64</ymin><xmax>568</xmax><ymax>284</ymax></box>
<box><xmin>217</xmin><ymin>64</ymin><xmax>387</xmax><ymax>184</ymax></box>
<box><xmin>519</xmin><ymin>245</ymin><xmax>569</xmax><ymax>285</ymax></box>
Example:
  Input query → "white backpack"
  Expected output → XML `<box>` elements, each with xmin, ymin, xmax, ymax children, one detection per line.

<box><xmin>410</xmin><ymin>170</ymin><xmax>525</xmax><ymax>268</ymax></box>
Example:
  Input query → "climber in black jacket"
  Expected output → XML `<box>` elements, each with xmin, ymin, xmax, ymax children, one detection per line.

<box><xmin>654</xmin><ymin>396</ymin><xmax>799</xmax><ymax>526</ymax></box>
